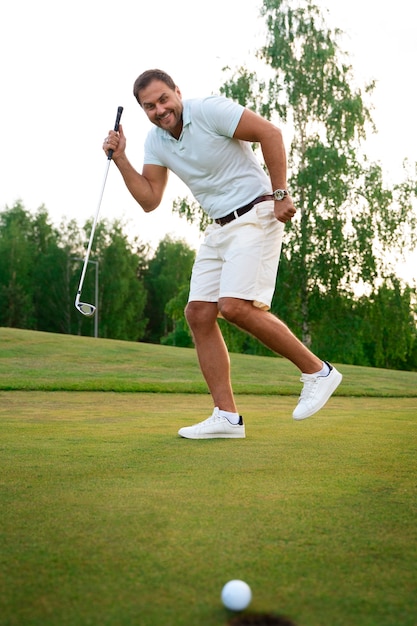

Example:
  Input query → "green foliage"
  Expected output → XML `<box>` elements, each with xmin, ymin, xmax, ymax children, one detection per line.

<box><xmin>0</xmin><ymin>201</ymin><xmax>200</xmax><ymax>347</ymax></box>
<box><xmin>358</xmin><ymin>277</ymin><xmax>417</xmax><ymax>370</ymax></box>
<box><xmin>172</xmin><ymin>196</ymin><xmax>210</xmax><ymax>233</ymax></box>
<box><xmin>31</xmin><ymin>207</ymin><xmax>72</xmax><ymax>334</ymax></box>
<box><xmin>0</xmin><ymin>202</ymin><xmax>60</xmax><ymax>330</ymax></box>
<box><xmin>217</xmin><ymin>0</ymin><xmax>417</xmax><ymax>366</ymax></box>
<box><xmin>257</xmin><ymin>0</ymin><xmax>407</xmax><ymax>313</ymax></box>
<box><xmin>0</xmin><ymin>202</ymin><xmax>151</xmax><ymax>341</ymax></box>
<box><xmin>163</xmin><ymin>283</ymin><xmax>194</xmax><ymax>347</ymax></box>
<box><xmin>99</xmin><ymin>221</ymin><xmax>148</xmax><ymax>341</ymax></box>
<box><xmin>260</xmin><ymin>0</ymin><xmax>374</xmax><ymax>134</ymax></box>
<box><xmin>143</xmin><ymin>236</ymin><xmax>195</xmax><ymax>343</ymax></box>
<box><xmin>2</xmin><ymin>0</ymin><xmax>417</xmax><ymax>373</ymax></box>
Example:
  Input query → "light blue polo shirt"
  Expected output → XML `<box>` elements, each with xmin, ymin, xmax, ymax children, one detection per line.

<box><xmin>143</xmin><ymin>96</ymin><xmax>272</xmax><ymax>220</ymax></box>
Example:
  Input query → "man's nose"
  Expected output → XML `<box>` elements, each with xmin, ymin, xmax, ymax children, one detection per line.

<box><xmin>155</xmin><ymin>103</ymin><xmax>165</xmax><ymax>116</ymax></box>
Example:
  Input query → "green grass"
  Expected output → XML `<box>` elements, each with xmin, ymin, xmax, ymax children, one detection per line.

<box><xmin>0</xmin><ymin>328</ymin><xmax>416</xmax><ymax>626</ymax></box>
<box><xmin>1</xmin><ymin>327</ymin><xmax>416</xmax><ymax>396</ymax></box>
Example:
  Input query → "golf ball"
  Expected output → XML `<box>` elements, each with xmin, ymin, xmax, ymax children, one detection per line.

<box><xmin>221</xmin><ymin>579</ymin><xmax>252</xmax><ymax>611</ymax></box>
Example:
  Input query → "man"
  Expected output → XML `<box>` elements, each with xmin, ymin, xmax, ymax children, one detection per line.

<box><xmin>103</xmin><ymin>68</ymin><xmax>342</xmax><ymax>439</ymax></box>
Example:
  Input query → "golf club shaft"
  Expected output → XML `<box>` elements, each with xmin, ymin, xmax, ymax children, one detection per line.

<box><xmin>75</xmin><ymin>106</ymin><xmax>123</xmax><ymax>303</ymax></box>
<box><xmin>75</xmin><ymin>158</ymin><xmax>112</xmax><ymax>300</ymax></box>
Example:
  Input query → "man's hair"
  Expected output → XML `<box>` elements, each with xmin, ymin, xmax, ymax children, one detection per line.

<box><xmin>133</xmin><ymin>69</ymin><xmax>176</xmax><ymax>105</ymax></box>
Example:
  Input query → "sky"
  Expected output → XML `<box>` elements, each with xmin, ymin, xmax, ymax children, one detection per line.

<box><xmin>1</xmin><ymin>0</ymin><xmax>416</xmax><ymax>280</ymax></box>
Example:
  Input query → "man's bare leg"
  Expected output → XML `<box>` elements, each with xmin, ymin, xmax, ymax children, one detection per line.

<box><xmin>181</xmin><ymin>297</ymin><xmax>341</xmax><ymax>436</ymax></box>
<box><xmin>185</xmin><ymin>301</ymin><xmax>237</xmax><ymax>413</ymax></box>
<box><xmin>218</xmin><ymin>297</ymin><xmax>323</xmax><ymax>374</ymax></box>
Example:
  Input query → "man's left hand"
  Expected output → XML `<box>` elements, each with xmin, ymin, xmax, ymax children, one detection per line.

<box><xmin>274</xmin><ymin>196</ymin><xmax>296</xmax><ymax>223</ymax></box>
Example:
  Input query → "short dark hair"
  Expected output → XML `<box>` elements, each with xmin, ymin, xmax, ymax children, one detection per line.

<box><xmin>133</xmin><ymin>69</ymin><xmax>176</xmax><ymax>105</ymax></box>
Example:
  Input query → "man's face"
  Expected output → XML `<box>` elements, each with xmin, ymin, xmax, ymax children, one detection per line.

<box><xmin>138</xmin><ymin>79</ymin><xmax>183</xmax><ymax>137</ymax></box>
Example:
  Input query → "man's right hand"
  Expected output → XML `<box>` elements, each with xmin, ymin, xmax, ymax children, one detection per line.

<box><xmin>102</xmin><ymin>124</ymin><xmax>126</xmax><ymax>160</ymax></box>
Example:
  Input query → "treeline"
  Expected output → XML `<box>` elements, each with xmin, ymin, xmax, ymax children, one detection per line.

<box><xmin>1</xmin><ymin>201</ymin><xmax>416</xmax><ymax>371</ymax></box>
<box><xmin>0</xmin><ymin>202</ymin><xmax>195</xmax><ymax>345</ymax></box>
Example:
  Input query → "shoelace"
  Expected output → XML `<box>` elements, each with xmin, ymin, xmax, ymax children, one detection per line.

<box><xmin>197</xmin><ymin>409</ymin><xmax>222</xmax><ymax>426</ymax></box>
<box><xmin>298</xmin><ymin>375</ymin><xmax>319</xmax><ymax>401</ymax></box>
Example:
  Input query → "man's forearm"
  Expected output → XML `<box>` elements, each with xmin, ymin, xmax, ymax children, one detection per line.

<box><xmin>113</xmin><ymin>154</ymin><xmax>160</xmax><ymax>212</ymax></box>
<box><xmin>260</xmin><ymin>126</ymin><xmax>288</xmax><ymax>190</ymax></box>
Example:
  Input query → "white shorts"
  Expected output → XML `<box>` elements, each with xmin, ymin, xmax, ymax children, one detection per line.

<box><xmin>188</xmin><ymin>200</ymin><xmax>284</xmax><ymax>311</ymax></box>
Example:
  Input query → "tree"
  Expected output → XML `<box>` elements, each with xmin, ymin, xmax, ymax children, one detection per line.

<box><xmin>30</xmin><ymin>206</ymin><xmax>70</xmax><ymax>334</ymax></box>
<box><xmin>221</xmin><ymin>0</ymin><xmax>417</xmax><ymax>356</ymax></box>
<box><xmin>358</xmin><ymin>277</ymin><xmax>417</xmax><ymax>370</ymax></box>
<box><xmin>0</xmin><ymin>202</ymin><xmax>36</xmax><ymax>328</ymax></box>
<box><xmin>143</xmin><ymin>236</ymin><xmax>195</xmax><ymax>344</ymax></box>
<box><xmin>0</xmin><ymin>203</ymin><xmax>152</xmax><ymax>342</ymax></box>
<box><xmin>163</xmin><ymin>284</ymin><xmax>194</xmax><ymax>347</ymax></box>
<box><xmin>59</xmin><ymin>218</ymin><xmax>85</xmax><ymax>335</ymax></box>
<box><xmin>172</xmin><ymin>197</ymin><xmax>211</xmax><ymax>234</ymax></box>
<box><xmin>168</xmin><ymin>0</ymin><xmax>417</xmax><ymax>369</ymax></box>
<box><xmin>96</xmin><ymin>220</ymin><xmax>148</xmax><ymax>341</ymax></box>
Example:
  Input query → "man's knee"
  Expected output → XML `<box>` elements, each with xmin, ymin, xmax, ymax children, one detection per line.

<box><xmin>218</xmin><ymin>298</ymin><xmax>248</xmax><ymax>324</ymax></box>
<box><xmin>185</xmin><ymin>301</ymin><xmax>217</xmax><ymax>329</ymax></box>
<box><xmin>184</xmin><ymin>301</ymin><xmax>197</xmax><ymax>326</ymax></box>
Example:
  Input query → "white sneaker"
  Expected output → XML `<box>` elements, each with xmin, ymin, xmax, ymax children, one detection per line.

<box><xmin>293</xmin><ymin>362</ymin><xmax>342</xmax><ymax>420</ymax></box>
<box><xmin>178</xmin><ymin>407</ymin><xmax>245</xmax><ymax>439</ymax></box>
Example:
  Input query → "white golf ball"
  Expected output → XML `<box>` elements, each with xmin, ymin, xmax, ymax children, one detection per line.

<box><xmin>221</xmin><ymin>579</ymin><xmax>252</xmax><ymax>611</ymax></box>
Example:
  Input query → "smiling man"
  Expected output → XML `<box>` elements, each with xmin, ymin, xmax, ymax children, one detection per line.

<box><xmin>103</xmin><ymin>68</ymin><xmax>342</xmax><ymax>439</ymax></box>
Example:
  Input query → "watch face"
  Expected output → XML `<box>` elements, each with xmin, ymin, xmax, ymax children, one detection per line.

<box><xmin>274</xmin><ymin>189</ymin><xmax>287</xmax><ymax>201</ymax></box>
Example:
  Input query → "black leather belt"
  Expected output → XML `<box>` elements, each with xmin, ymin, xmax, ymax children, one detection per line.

<box><xmin>214</xmin><ymin>194</ymin><xmax>274</xmax><ymax>226</ymax></box>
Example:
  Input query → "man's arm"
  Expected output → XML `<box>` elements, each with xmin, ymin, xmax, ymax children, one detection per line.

<box><xmin>233</xmin><ymin>109</ymin><xmax>296</xmax><ymax>223</ymax></box>
<box><xmin>104</xmin><ymin>124</ymin><xmax>168</xmax><ymax>212</ymax></box>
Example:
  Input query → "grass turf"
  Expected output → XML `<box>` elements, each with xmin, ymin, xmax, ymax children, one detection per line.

<box><xmin>1</xmin><ymin>327</ymin><xmax>416</xmax><ymax>396</ymax></box>
<box><xmin>0</xmin><ymin>328</ymin><xmax>416</xmax><ymax>625</ymax></box>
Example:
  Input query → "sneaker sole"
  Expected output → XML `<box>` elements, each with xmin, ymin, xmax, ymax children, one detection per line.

<box><xmin>293</xmin><ymin>370</ymin><xmax>343</xmax><ymax>421</ymax></box>
<box><xmin>178</xmin><ymin>430</ymin><xmax>246</xmax><ymax>440</ymax></box>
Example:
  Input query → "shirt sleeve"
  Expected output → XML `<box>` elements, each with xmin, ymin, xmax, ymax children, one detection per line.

<box><xmin>143</xmin><ymin>128</ymin><xmax>165</xmax><ymax>166</ymax></box>
<box><xmin>200</xmin><ymin>95</ymin><xmax>245</xmax><ymax>138</ymax></box>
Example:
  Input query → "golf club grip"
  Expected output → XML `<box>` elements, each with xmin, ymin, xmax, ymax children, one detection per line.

<box><xmin>107</xmin><ymin>106</ymin><xmax>124</xmax><ymax>159</ymax></box>
<box><xmin>114</xmin><ymin>106</ymin><xmax>123</xmax><ymax>131</ymax></box>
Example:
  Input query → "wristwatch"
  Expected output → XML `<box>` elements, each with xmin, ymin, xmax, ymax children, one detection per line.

<box><xmin>273</xmin><ymin>189</ymin><xmax>289</xmax><ymax>201</ymax></box>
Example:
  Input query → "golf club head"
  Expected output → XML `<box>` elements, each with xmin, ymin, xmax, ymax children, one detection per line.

<box><xmin>75</xmin><ymin>300</ymin><xmax>96</xmax><ymax>317</ymax></box>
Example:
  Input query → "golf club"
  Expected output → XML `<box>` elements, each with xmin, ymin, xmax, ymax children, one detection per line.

<box><xmin>74</xmin><ymin>106</ymin><xmax>123</xmax><ymax>317</ymax></box>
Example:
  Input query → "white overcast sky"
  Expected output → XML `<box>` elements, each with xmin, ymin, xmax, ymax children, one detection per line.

<box><xmin>1</xmin><ymin>0</ymin><xmax>416</xmax><ymax>279</ymax></box>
